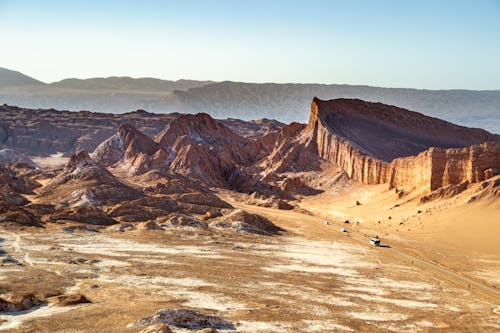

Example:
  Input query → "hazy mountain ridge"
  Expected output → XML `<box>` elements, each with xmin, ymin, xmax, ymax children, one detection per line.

<box><xmin>1</xmin><ymin>67</ymin><xmax>499</xmax><ymax>133</ymax></box>
<box><xmin>50</xmin><ymin>77</ymin><xmax>213</xmax><ymax>92</ymax></box>
<box><xmin>0</xmin><ymin>67</ymin><xmax>44</xmax><ymax>88</ymax></box>
<box><xmin>160</xmin><ymin>81</ymin><xmax>500</xmax><ymax>132</ymax></box>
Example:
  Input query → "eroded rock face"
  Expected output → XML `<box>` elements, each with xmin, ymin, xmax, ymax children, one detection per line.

<box><xmin>0</xmin><ymin>164</ymin><xmax>40</xmax><ymax>196</ymax></box>
<box><xmin>389</xmin><ymin>142</ymin><xmax>500</xmax><ymax>190</ymax></box>
<box><xmin>38</xmin><ymin>150</ymin><xmax>143</xmax><ymax>207</ymax></box>
<box><xmin>420</xmin><ymin>182</ymin><xmax>470</xmax><ymax>203</ymax></box>
<box><xmin>0</xmin><ymin>148</ymin><xmax>38</xmax><ymax>168</ymax></box>
<box><xmin>212</xmin><ymin>209</ymin><xmax>283</xmax><ymax>235</ymax></box>
<box><xmin>50</xmin><ymin>294</ymin><xmax>92</xmax><ymax>306</ymax></box>
<box><xmin>0</xmin><ymin>293</ymin><xmax>43</xmax><ymax>312</ymax></box>
<box><xmin>43</xmin><ymin>206</ymin><xmax>118</xmax><ymax>225</ymax></box>
<box><xmin>0</xmin><ymin>104</ymin><xmax>178</xmax><ymax>155</ymax></box>
<box><xmin>0</xmin><ymin>206</ymin><xmax>42</xmax><ymax>226</ymax></box>
<box><xmin>468</xmin><ymin>175</ymin><xmax>500</xmax><ymax>202</ymax></box>
<box><xmin>154</xmin><ymin>113</ymin><xmax>255</xmax><ymax>186</ymax></box>
<box><xmin>307</xmin><ymin>98</ymin><xmax>500</xmax><ymax>190</ymax></box>
<box><xmin>137</xmin><ymin>309</ymin><xmax>234</xmax><ymax>330</ymax></box>
<box><xmin>92</xmin><ymin>123</ymin><xmax>159</xmax><ymax>167</ymax></box>
<box><xmin>0</xmin><ymin>164</ymin><xmax>41</xmax><ymax>208</ymax></box>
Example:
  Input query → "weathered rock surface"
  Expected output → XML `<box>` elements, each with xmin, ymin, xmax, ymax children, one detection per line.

<box><xmin>389</xmin><ymin>142</ymin><xmax>500</xmax><ymax>190</ymax></box>
<box><xmin>159</xmin><ymin>214</ymin><xmax>208</xmax><ymax>229</ymax></box>
<box><xmin>37</xmin><ymin>150</ymin><xmax>143</xmax><ymax>207</ymax></box>
<box><xmin>0</xmin><ymin>103</ymin><xmax>283</xmax><ymax>156</ymax></box>
<box><xmin>212</xmin><ymin>209</ymin><xmax>283</xmax><ymax>235</ymax></box>
<box><xmin>92</xmin><ymin>123</ymin><xmax>159</xmax><ymax>167</ymax></box>
<box><xmin>0</xmin><ymin>104</ymin><xmax>177</xmax><ymax>155</ymax></box>
<box><xmin>50</xmin><ymin>294</ymin><xmax>92</xmax><ymax>306</ymax></box>
<box><xmin>137</xmin><ymin>309</ymin><xmax>234</xmax><ymax>330</ymax></box>
<box><xmin>0</xmin><ymin>293</ymin><xmax>43</xmax><ymax>312</ymax></box>
<box><xmin>468</xmin><ymin>175</ymin><xmax>500</xmax><ymax>202</ymax></box>
<box><xmin>0</xmin><ymin>148</ymin><xmax>38</xmax><ymax>168</ymax></box>
<box><xmin>307</xmin><ymin>98</ymin><xmax>500</xmax><ymax>190</ymax></box>
<box><xmin>420</xmin><ymin>182</ymin><xmax>470</xmax><ymax>203</ymax></box>
<box><xmin>153</xmin><ymin>113</ymin><xmax>256</xmax><ymax>186</ymax></box>
<box><xmin>0</xmin><ymin>164</ymin><xmax>40</xmax><ymax>201</ymax></box>
<box><xmin>43</xmin><ymin>206</ymin><xmax>118</xmax><ymax>225</ymax></box>
<box><xmin>0</xmin><ymin>206</ymin><xmax>42</xmax><ymax>226</ymax></box>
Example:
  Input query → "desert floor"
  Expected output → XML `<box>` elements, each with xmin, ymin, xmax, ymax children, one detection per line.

<box><xmin>1</xmin><ymin>186</ymin><xmax>499</xmax><ymax>332</ymax></box>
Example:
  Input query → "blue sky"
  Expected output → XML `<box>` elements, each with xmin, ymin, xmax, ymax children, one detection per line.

<box><xmin>0</xmin><ymin>0</ymin><xmax>499</xmax><ymax>89</ymax></box>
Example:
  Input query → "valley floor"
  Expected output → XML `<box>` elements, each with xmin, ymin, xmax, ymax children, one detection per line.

<box><xmin>1</xmin><ymin>191</ymin><xmax>499</xmax><ymax>332</ymax></box>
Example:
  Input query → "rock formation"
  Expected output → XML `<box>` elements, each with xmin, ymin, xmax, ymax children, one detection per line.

<box><xmin>136</xmin><ymin>309</ymin><xmax>234</xmax><ymax>330</ymax></box>
<box><xmin>2</xmin><ymin>97</ymin><xmax>498</xmax><ymax>232</ymax></box>
<box><xmin>388</xmin><ymin>142</ymin><xmax>500</xmax><ymax>190</ymax></box>
<box><xmin>211</xmin><ymin>209</ymin><xmax>283</xmax><ymax>235</ymax></box>
<box><xmin>37</xmin><ymin>150</ymin><xmax>143</xmax><ymax>208</ymax></box>
<box><xmin>0</xmin><ymin>163</ymin><xmax>40</xmax><ymax>207</ymax></box>
<box><xmin>154</xmin><ymin>113</ymin><xmax>252</xmax><ymax>186</ymax></box>
<box><xmin>0</xmin><ymin>104</ymin><xmax>284</xmax><ymax>156</ymax></box>
<box><xmin>0</xmin><ymin>148</ymin><xmax>38</xmax><ymax>168</ymax></box>
<box><xmin>92</xmin><ymin>123</ymin><xmax>159</xmax><ymax>167</ymax></box>
<box><xmin>306</xmin><ymin>98</ymin><xmax>500</xmax><ymax>191</ymax></box>
<box><xmin>0</xmin><ymin>293</ymin><xmax>44</xmax><ymax>312</ymax></box>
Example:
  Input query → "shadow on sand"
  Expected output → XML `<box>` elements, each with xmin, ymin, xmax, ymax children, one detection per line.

<box><xmin>0</xmin><ymin>236</ymin><xmax>22</xmax><ymax>265</ymax></box>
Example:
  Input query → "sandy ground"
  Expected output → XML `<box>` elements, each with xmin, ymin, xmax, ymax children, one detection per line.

<box><xmin>31</xmin><ymin>153</ymin><xmax>69</xmax><ymax>169</ymax></box>
<box><xmin>1</xmin><ymin>193</ymin><xmax>499</xmax><ymax>333</ymax></box>
<box><xmin>297</xmin><ymin>181</ymin><xmax>500</xmax><ymax>289</ymax></box>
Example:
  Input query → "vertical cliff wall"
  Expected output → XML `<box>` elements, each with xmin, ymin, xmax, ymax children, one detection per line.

<box><xmin>307</xmin><ymin>101</ymin><xmax>390</xmax><ymax>184</ymax></box>
<box><xmin>307</xmin><ymin>98</ymin><xmax>500</xmax><ymax>191</ymax></box>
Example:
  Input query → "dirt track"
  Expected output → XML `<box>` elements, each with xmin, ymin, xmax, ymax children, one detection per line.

<box><xmin>224</xmin><ymin>194</ymin><xmax>500</xmax><ymax>303</ymax></box>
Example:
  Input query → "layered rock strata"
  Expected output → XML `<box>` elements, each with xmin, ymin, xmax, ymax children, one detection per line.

<box><xmin>307</xmin><ymin>98</ymin><xmax>500</xmax><ymax>190</ymax></box>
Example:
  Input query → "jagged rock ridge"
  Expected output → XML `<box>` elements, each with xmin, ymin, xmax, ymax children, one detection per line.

<box><xmin>93</xmin><ymin>100</ymin><xmax>500</xmax><ymax>194</ymax></box>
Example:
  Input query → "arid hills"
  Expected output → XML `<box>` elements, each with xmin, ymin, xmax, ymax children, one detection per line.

<box><xmin>1</xmin><ymin>66</ymin><xmax>500</xmax><ymax>133</ymax></box>
<box><xmin>1</xmin><ymin>97</ymin><xmax>499</xmax><ymax>332</ymax></box>
<box><xmin>1</xmin><ymin>98</ymin><xmax>499</xmax><ymax>229</ymax></box>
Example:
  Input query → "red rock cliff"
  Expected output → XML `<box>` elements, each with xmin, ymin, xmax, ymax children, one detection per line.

<box><xmin>307</xmin><ymin>98</ymin><xmax>500</xmax><ymax>190</ymax></box>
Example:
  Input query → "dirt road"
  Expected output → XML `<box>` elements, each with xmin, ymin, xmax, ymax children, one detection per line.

<box><xmin>224</xmin><ymin>195</ymin><xmax>500</xmax><ymax>303</ymax></box>
<box><xmin>348</xmin><ymin>230</ymin><xmax>500</xmax><ymax>302</ymax></box>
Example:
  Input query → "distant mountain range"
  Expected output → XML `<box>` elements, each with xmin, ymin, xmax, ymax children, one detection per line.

<box><xmin>1</xmin><ymin>67</ymin><xmax>499</xmax><ymax>133</ymax></box>
<box><xmin>0</xmin><ymin>67</ymin><xmax>44</xmax><ymax>87</ymax></box>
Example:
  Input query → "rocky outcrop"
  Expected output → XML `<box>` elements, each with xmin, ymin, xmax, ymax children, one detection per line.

<box><xmin>37</xmin><ymin>150</ymin><xmax>143</xmax><ymax>207</ymax></box>
<box><xmin>0</xmin><ymin>293</ymin><xmax>44</xmax><ymax>312</ymax></box>
<box><xmin>468</xmin><ymin>175</ymin><xmax>500</xmax><ymax>202</ymax></box>
<box><xmin>43</xmin><ymin>206</ymin><xmax>118</xmax><ymax>225</ymax></box>
<box><xmin>0</xmin><ymin>206</ymin><xmax>42</xmax><ymax>226</ymax></box>
<box><xmin>136</xmin><ymin>309</ymin><xmax>234</xmax><ymax>330</ymax></box>
<box><xmin>50</xmin><ymin>294</ymin><xmax>92</xmax><ymax>306</ymax></box>
<box><xmin>0</xmin><ymin>148</ymin><xmax>38</xmax><ymax>168</ymax></box>
<box><xmin>92</xmin><ymin>123</ymin><xmax>159</xmax><ymax>167</ymax></box>
<box><xmin>221</xmin><ymin>117</ymin><xmax>285</xmax><ymax>138</ymax></box>
<box><xmin>307</xmin><ymin>98</ymin><xmax>500</xmax><ymax>191</ymax></box>
<box><xmin>420</xmin><ymin>182</ymin><xmax>470</xmax><ymax>203</ymax></box>
<box><xmin>0</xmin><ymin>164</ymin><xmax>40</xmax><ymax>207</ymax></box>
<box><xmin>212</xmin><ymin>209</ymin><xmax>283</xmax><ymax>235</ymax></box>
<box><xmin>0</xmin><ymin>104</ymin><xmax>178</xmax><ymax>155</ymax></box>
<box><xmin>152</xmin><ymin>113</ymin><xmax>270</xmax><ymax>186</ymax></box>
<box><xmin>389</xmin><ymin>142</ymin><xmax>500</xmax><ymax>190</ymax></box>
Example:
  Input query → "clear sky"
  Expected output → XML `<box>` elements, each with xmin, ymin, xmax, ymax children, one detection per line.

<box><xmin>0</xmin><ymin>0</ymin><xmax>499</xmax><ymax>89</ymax></box>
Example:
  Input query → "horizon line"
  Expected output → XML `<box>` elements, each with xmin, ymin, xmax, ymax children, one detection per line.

<box><xmin>2</xmin><ymin>66</ymin><xmax>500</xmax><ymax>92</ymax></box>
